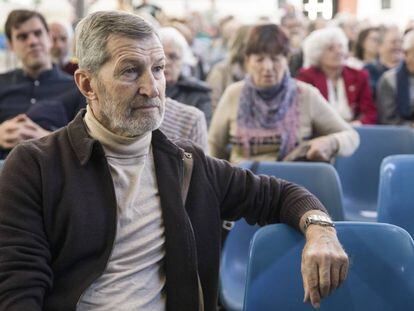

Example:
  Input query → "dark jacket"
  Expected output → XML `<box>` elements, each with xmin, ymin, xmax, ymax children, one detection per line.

<box><xmin>166</xmin><ymin>75</ymin><xmax>212</xmax><ymax>125</ymax></box>
<box><xmin>297</xmin><ymin>66</ymin><xmax>377</xmax><ymax>124</ymax></box>
<box><xmin>0</xmin><ymin>111</ymin><xmax>325</xmax><ymax>311</ymax></box>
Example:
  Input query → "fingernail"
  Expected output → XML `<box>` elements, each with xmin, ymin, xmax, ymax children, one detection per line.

<box><xmin>314</xmin><ymin>303</ymin><xmax>320</xmax><ymax>309</ymax></box>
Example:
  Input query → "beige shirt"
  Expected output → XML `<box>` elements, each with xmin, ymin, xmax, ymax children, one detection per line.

<box><xmin>208</xmin><ymin>80</ymin><xmax>359</xmax><ymax>163</ymax></box>
<box><xmin>77</xmin><ymin>106</ymin><xmax>166</xmax><ymax>311</ymax></box>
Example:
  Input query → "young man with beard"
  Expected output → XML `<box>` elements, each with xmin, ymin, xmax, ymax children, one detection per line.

<box><xmin>0</xmin><ymin>11</ymin><xmax>348</xmax><ymax>311</ymax></box>
<box><xmin>0</xmin><ymin>10</ymin><xmax>85</xmax><ymax>159</ymax></box>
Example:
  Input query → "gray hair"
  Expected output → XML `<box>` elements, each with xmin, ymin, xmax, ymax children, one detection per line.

<box><xmin>158</xmin><ymin>26</ymin><xmax>196</xmax><ymax>66</ymax></box>
<box><xmin>403</xmin><ymin>30</ymin><xmax>414</xmax><ymax>51</ymax></box>
<box><xmin>75</xmin><ymin>11</ymin><xmax>156</xmax><ymax>74</ymax></box>
<box><xmin>302</xmin><ymin>27</ymin><xmax>348</xmax><ymax>68</ymax></box>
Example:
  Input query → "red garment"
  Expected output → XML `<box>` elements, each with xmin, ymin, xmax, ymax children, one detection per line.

<box><xmin>62</xmin><ymin>61</ymin><xmax>79</xmax><ymax>76</ymax></box>
<box><xmin>296</xmin><ymin>66</ymin><xmax>377</xmax><ymax>124</ymax></box>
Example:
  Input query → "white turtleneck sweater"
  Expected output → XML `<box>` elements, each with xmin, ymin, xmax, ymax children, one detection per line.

<box><xmin>77</xmin><ymin>106</ymin><xmax>166</xmax><ymax>311</ymax></box>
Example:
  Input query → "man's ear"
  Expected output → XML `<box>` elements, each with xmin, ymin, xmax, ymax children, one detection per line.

<box><xmin>74</xmin><ymin>69</ymin><xmax>98</xmax><ymax>102</ymax></box>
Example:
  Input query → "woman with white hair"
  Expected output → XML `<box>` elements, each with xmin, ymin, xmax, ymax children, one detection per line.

<box><xmin>158</xmin><ymin>27</ymin><xmax>212</xmax><ymax>125</ymax></box>
<box><xmin>297</xmin><ymin>27</ymin><xmax>377</xmax><ymax>124</ymax></box>
<box><xmin>377</xmin><ymin>30</ymin><xmax>414</xmax><ymax>125</ymax></box>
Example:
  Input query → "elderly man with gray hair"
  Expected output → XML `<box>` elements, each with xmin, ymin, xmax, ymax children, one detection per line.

<box><xmin>377</xmin><ymin>30</ymin><xmax>414</xmax><ymax>125</ymax></box>
<box><xmin>0</xmin><ymin>11</ymin><xmax>348</xmax><ymax>311</ymax></box>
<box><xmin>49</xmin><ymin>20</ymin><xmax>78</xmax><ymax>75</ymax></box>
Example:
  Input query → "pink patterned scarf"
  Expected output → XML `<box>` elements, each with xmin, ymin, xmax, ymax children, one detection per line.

<box><xmin>235</xmin><ymin>73</ymin><xmax>300</xmax><ymax>160</ymax></box>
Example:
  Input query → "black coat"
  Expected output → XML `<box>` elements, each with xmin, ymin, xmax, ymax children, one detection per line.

<box><xmin>166</xmin><ymin>75</ymin><xmax>212</xmax><ymax>126</ymax></box>
<box><xmin>0</xmin><ymin>110</ymin><xmax>325</xmax><ymax>310</ymax></box>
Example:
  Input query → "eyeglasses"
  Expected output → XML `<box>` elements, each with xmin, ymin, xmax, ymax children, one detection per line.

<box><xmin>165</xmin><ymin>53</ymin><xmax>182</xmax><ymax>62</ymax></box>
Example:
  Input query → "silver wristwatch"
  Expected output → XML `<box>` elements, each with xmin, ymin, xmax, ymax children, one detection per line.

<box><xmin>303</xmin><ymin>214</ymin><xmax>335</xmax><ymax>231</ymax></box>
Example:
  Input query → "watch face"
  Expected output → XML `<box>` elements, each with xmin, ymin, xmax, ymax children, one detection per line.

<box><xmin>305</xmin><ymin>215</ymin><xmax>334</xmax><ymax>230</ymax></box>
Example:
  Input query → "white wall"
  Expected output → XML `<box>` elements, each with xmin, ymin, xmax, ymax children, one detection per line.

<box><xmin>357</xmin><ymin>0</ymin><xmax>414</xmax><ymax>29</ymax></box>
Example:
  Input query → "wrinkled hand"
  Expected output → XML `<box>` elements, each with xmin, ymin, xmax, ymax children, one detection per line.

<box><xmin>301</xmin><ymin>222</ymin><xmax>349</xmax><ymax>309</ymax></box>
<box><xmin>0</xmin><ymin>114</ymin><xmax>50</xmax><ymax>149</ymax></box>
<box><xmin>306</xmin><ymin>136</ymin><xmax>339</xmax><ymax>162</ymax></box>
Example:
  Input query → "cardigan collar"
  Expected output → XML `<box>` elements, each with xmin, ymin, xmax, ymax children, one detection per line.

<box><xmin>67</xmin><ymin>108</ymin><xmax>183</xmax><ymax>166</ymax></box>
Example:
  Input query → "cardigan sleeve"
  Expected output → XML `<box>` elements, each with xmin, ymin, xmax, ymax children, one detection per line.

<box><xmin>196</xmin><ymin>146</ymin><xmax>328</xmax><ymax>231</ymax></box>
<box><xmin>0</xmin><ymin>143</ymin><xmax>52</xmax><ymax>310</ymax></box>
<box><xmin>303</xmin><ymin>83</ymin><xmax>360</xmax><ymax>156</ymax></box>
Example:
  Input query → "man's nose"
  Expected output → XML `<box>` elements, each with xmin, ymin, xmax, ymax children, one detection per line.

<box><xmin>27</xmin><ymin>33</ymin><xmax>40</xmax><ymax>46</ymax></box>
<box><xmin>138</xmin><ymin>72</ymin><xmax>160</xmax><ymax>98</ymax></box>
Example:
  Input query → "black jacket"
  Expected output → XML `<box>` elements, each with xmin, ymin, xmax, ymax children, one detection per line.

<box><xmin>0</xmin><ymin>110</ymin><xmax>325</xmax><ymax>310</ymax></box>
<box><xmin>166</xmin><ymin>75</ymin><xmax>212</xmax><ymax>125</ymax></box>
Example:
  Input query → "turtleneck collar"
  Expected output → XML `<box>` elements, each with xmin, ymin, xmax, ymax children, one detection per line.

<box><xmin>83</xmin><ymin>105</ymin><xmax>151</xmax><ymax>158</ymax></box>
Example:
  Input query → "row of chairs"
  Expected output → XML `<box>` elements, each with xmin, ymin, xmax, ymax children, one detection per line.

<box><xmin>221</xmin><ymin>156</ymin><xmax>414</xmax><ymax>311</ymax></box>
<box><xmin>335</xmin><ymin>125</ymin><xmax>414</xmax><ymax>221</ymax></box>
<box><xmin>220</xmin><ymin>124</ymin><xmax>414</xmax><ymax>311</ymax></box>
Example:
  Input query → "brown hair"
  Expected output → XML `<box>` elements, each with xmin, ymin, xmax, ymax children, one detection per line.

<box><xmin>5</xmin><ymin>9</ymin><xmax>49</xmax><ymax>42</ymax></box>
<box><xmin>354</xmin><ymin>27</ymin><xmax>380</xmax><ymax>60</ymax></box>
<box><xmin>245</xmin><ymin>24</ymin><xmax>290</xmax><ymax>57</ymax></box>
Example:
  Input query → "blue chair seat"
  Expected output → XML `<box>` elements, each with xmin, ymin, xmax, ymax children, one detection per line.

<box><xmin>378</xmin><ymin>155</ymin><xmax>414</xmax><ymax>238</ymax></box>
<box><xmin>244</xmin><ymin>222</ymin><xmax>414</xmax><ymax>310</ymax></box>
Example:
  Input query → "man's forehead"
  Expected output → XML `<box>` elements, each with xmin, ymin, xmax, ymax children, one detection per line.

<box><xmin>107</xmin><ymin>34</ymin><xmax>165</xmax><ymax>59</ymax></box>
<box><xmin>12</xmin><ymin>16</ymin><xmax>46</xmax><ymax>35</ymax></box>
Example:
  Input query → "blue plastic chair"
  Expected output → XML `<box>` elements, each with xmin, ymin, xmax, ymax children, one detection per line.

<box><xmin>378</xmin><ymin>155</ymin><xmax>414</xmax><ymax>238</ymax></box>
<box><xmin>334</xmin><ymin>125</ymin><xmax>414</xmax><ymax>221</ymax></box>
<box><xmin>244</xmin><ymin>222</ymin><xmax>414</xmax><ymax>311</ymax></box>
<box><xmin>220</xmin><ymin>161</ymin><xmax>345</xmax><ymax>311</ymax></box>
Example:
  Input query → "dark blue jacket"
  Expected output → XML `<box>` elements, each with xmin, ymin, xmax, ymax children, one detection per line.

<box><xmin>0</xmin><ymin>66</ymin><xmax>85</xmax><ymax>158</ymax></box>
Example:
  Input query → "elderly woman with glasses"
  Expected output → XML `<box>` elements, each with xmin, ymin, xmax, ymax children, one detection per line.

<box><xmin>158</xmin><ymin>27</ymin><xmax>212</xmax><ymax>125</ymax></box>
<box><xmin>208</xmin><ymin>24</ymin><xmax>359</xmax><ymax>164</ymax></box>
<box><xmin>297</xmin><ymin>27</ymin><xmax>377</xmax><ymax>124</ymax></box>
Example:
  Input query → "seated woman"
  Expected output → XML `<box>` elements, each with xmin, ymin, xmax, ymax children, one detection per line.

<box><xmin>297</xmin><ymin>27</ymin><xmax>377</xmax><ymax>125</ymax></box>
<box><xmin>377</xmin><ymin>30</ymin><xmax>414</xmax><ymax>125</ymax></box>
<box><xmin>208</xmin><ymin>24</ymin><xmax>359</xmax><ymax>164</ymax></box>
<box><xmin>347</xmin><ymin>27</ymin><xmax>380</xmax><ymax>69</ymax></box>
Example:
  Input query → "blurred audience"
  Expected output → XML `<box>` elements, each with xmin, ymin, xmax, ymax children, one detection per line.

<box><xmin>297</xmin><ymin>27</ymin><xmax>377</xmax><ymax>124</ymax></box>
<box><xmin>347</xmin><ymin>27</ymin><xmax>380</xmax><ymax>69</ymax></box>
<box><xmin>209</xmin><ymin>24</ymin><xmax>359</xmax><ymax>164</ymax></box>
<box><xmin>0</xmin><ymin>9</ymin><xmax>84</xmax><ymax>159</ymax></box>
<box><xmin>333</xmin><ymin>12</ymin><xmax>359</xmax><ymax>54</ymax></box>
<box><xmin>159</xmin><ymin>27</ymin><xmax>212</xmax><ymax>125</ymax></box>
<box><xmin>206</xmin><ymin>25</ymin><xmax>251</xmax><ymax>111</ymax></box>
<box><xmin>208</xmin><ymin>16</ymin><xmax>241</xmax><ymax>70</ymax></box>
<box><xmin>377</xmin><ymin>30</ymin><xmax>414</xmax><ymax>125</ymax></box>
<box><xmin>280</xmin><ymin>11</ymin><xmax>308</xmax><ymax>77</ymax></box>
<box><xmin>133</xmin><ymin>0</ymin><xmax>163</xmax><ymax>18</ymax></box>
<box><xmin>49</xmin><ymin>21</ymin><xmax>78</xmax><ymax>76</ymax></box>
<box><xmin>364</xmin><ymin>26</ymin><xmax>403</xmax><ymax>97</ymax></box>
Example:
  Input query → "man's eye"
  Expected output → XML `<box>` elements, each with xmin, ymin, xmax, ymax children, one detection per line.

<box><xmin>153</xmin><ymin>65</ymin><xmax>165</xmax><ymax>73</ymax></box>
<box><xmin>121</xmin><ymin>68</ymin><xmax>138</xmax><ymax>79</ymax></box>
<box><xmin>17</xmin><ymin>34</ymin><xmax>28</xmax><ymax>41</ymax></box>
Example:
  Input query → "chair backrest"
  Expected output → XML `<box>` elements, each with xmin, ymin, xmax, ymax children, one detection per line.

<box><xmin>334</xmin><ymin>125</ymin><xmax>414</xmax><ymax>221</ymax></box>
<box><xmin>219</xmin><ymin>161</ymin><xmax>344</xmax><ymax>311</ymax></box>
<box><xmin>241</xmin><ymin>161</ymin><xmax>344</xmax><ymax>220</ymax></box>
<box><xmin>244</xmin><ymin>222</ymin><xmax>414</xmax><ymax>311</ymax></box>
<box><xmin>378</xmin><ymin>155</ymin><xmax>414</xmax><ymax>237</ymax></box>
